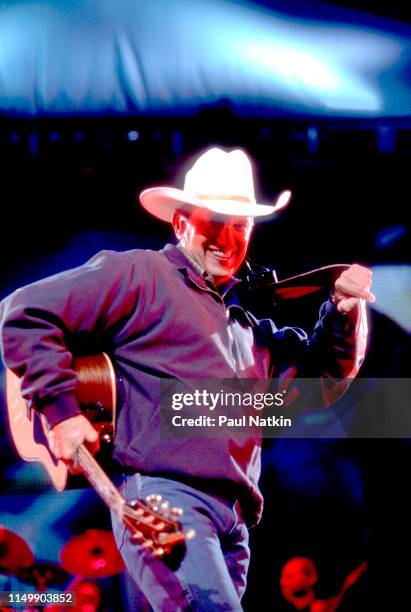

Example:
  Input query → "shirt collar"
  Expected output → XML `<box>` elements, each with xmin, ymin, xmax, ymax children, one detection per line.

<box><xmin>161</xmin><ymin>243</ymin><xmax>254</xmax><ymax>326</ymax></box>
<box><xmin>176</xmin><ymin>243</ymin><xmax>214</xmax><ymax>285</ymax></box>
<box><xmin>161</xmin><ymin>243</ymin><xmax>241</xmax><ymax>297</ymax></box>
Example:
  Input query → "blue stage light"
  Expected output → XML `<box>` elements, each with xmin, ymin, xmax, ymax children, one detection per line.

<box><xmin>127</xmin><ymin>130</ymin><xmax>139</xmax><ymax>141</ymax></box>
<box><xmin>374</xmin><ymin>224</ymin><xmax>406</xmax><ymax>249</ymax></box>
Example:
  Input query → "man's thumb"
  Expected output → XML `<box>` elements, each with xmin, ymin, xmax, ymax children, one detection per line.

<box><xmin>86</xmin><ymin>424</ymin><xmax>99</xmax><ymax>442</ymax></box>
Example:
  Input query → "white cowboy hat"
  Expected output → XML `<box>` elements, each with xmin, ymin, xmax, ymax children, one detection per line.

<box><xmin>139</xmin><ymin>147</ymin><xmax>291</xmax><ymax>222</ymax></box>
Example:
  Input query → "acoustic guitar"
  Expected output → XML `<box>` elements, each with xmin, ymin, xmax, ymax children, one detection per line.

<box><xmin>6</xmin><ymin>353</ymin><xmax>194</xmax><ymax>558</ymax></box>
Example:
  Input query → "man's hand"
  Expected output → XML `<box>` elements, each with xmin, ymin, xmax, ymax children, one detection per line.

<box><xmin>332</xmin><ymin>264</ymin><xmax>375</xmax><ymax>315</ymax></box>
<box><xmin>49</xmin><ymin>414</ymin><xmax>99</xmax><ymax>471</ymax></box>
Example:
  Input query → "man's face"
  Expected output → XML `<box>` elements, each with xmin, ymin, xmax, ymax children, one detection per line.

<box><xmin>173</xmin><ymin>208</ymin><xmax>253</xmax><ymax>285</ymax></box>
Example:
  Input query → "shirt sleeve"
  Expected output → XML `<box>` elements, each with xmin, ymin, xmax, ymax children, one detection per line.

<box><xmin>306</xmin><ymin>297</ymin><xmax>368</xmax><ymax>405</ymax></box>
<box><xmin>0</xmin><ymin>250</ymin><xmax>138</xmax><ymax>427</ymax></box>
<box><xmin>309</xmin><ymin>297</ymin><xmax>367</xmax><ymax>377</ymax></box>
<box><xmin>268</xmin><ymin>297</ymin><xmax>368</xmax><ymax>408</ymax></box>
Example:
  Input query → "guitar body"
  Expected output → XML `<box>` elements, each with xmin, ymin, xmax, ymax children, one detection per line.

<box><xmin>6</xmin><ymin>353</ymin><xmax>192</xmax><ymax>556</ymax></box>
<box><xmin>6</xmin><ymin>353</ymin><xmax>116</xmax><ymax>491</ymax></box>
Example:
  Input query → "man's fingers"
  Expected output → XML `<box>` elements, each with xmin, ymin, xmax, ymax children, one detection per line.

<box><xmin>49</xmin><ymin>414</ymin><xmax>99</xmax><ymax>461</ymax></box>
<box><xmin>66</xmin><ymin>457</ymin><xmax>82</xmax><ymax>475</ymax></box>
<box><xmin>49</xmin><ymin>438</ymin><xmax>80</xmax><ymax>461</ymax></box>
<box><xmin>84</xmin><ymin>422</ymin><xmax>99</xmax><ymax>455</ymax></box>
<box><xmin>335</xmin><ymin>274</ymin><xmax>371</xmax><ymax>293</ymax></box>
<box><xmin>334</xmin><ymin>264</ymin><xmax>375</xmax><ymax>303</ymax></box>
<box><xmin>85</xmin><ymin>426</ymin><xmax>99</xmax><ymax>443</ymax></box>
<box><xmin>336</xmin><ymin>297</ymin><xmax>359</xmax><ymax>314</ymax></box>
<box><xmin>335</xmin><ymin>282</ymin><xmax>375</xmax><ymax>302</ymax></box>
<box><xmin>345</xmin><ymin>263</ymin><xmax>373</xmax><ymax>281</ymax></box>
<box><xmin>84</xmin><ymin>437</ymin><xmax>100</xmax><ymax>456</ymax></box>
<box><xmin>339</xmin><ymin>286</ymin><xmax>375</xmax><ymax>302</ymax></box>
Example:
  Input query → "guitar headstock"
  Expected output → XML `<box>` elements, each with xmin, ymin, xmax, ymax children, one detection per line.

<box><xmin>122</xmin><ymin>494</ymin><xmax>195</xmax><ymax>558</ymax></box>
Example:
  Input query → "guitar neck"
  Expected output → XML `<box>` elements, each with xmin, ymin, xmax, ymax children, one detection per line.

<box><xmin>76</xmin><ymin>444</ymin><xmax>125</xmax><ymax>521</ymax></box>
<box><xmin>6</xmin><ymin>357</ymin><xmax>192</xmax><ymax>559</ymax></box>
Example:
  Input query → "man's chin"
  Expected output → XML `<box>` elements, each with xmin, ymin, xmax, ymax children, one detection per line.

<box><xmin>205</xmin><ymin>255</ymin><xmax>242</xmax><ymax>284</ymax></box>
<box><xmin>210</xmin><ymin>267</ymin><xmax>235</xmax><ymax>285</ymax></box>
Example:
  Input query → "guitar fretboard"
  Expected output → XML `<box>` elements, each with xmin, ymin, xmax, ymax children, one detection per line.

<box><xmin>76</xmin><ymin>444</ymin><xmax>125</xmax><ymax>520</ymax></box>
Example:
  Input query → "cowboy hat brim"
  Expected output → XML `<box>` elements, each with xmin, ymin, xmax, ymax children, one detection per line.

<box><xmin>139</xmin><ymin>187</ymin><xmax>291</xmax><ymax>223</ymax></box>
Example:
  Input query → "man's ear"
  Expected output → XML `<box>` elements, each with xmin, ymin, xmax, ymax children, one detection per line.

<box><xmin>172</xmin><ymin>211</ymin><xmax>188</xmax><ymax>240</ymax></box>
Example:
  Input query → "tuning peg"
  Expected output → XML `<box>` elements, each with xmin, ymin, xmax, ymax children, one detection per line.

<box><xmin>131</xmin><ymin>530</ymin><xmax>144</xmax><ymax>542</ymax></box>
<box><xmin>185</xmin><ymin>529</ymin><xmax>196</xmax><ymax>541</ymax></box>
<box><xmin>144</xmin><ymin>515</ymin><xmax>155</xmax><ymax>524</ymax></box>
<box><xmin>153</xmin><ymin>521</ymin><xmax>166</xmax><ymax>532</ymax></box>
<box><xmin>170</xmin><ymin>507</ymin><xmax>183</xmax><ymax>518</ymax></box>
<box><xmin>160</xmin><ymin>501</ymin><xmax>170</xmax><ymax>513</ymax></box>
<box><xmin>129</xmin><ymin>500</ymin><xmax>145</xmax><ymax>516</ymax></box>
<box><xmin>146</xmin><ymin>494</ymin><xmax>162</xmax><ymax>508</ymax></box>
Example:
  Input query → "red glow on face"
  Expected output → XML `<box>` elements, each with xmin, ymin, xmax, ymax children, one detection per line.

<box><xmin>174</xmin><ymin>208</ymin><xmax>253</xmax><ymax>284</ymax></box>
<box><xmin>76</xmin><ymin>580</ymin><xmax>101</xmax><ymax>611</ymax></box>
<box><xmin>280</xmin><ymin>557</ymin><xmax>318</xmax><ymax>610</ymax></box>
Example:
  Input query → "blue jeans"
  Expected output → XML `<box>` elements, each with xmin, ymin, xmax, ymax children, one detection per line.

<box><xmin>110</xmin><ymin>474</ymin><xmax>250</xmax><ymax>611</ymax></box>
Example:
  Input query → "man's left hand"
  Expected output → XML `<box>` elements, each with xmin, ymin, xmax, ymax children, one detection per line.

<box><xmin>332</xmin><ymin>264</ymin><xmax>375</xmax><ymax>315</ymax></box>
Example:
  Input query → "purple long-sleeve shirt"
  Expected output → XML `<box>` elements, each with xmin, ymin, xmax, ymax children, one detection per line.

<box><xmin>0</xmin><ymin>244</ymin><xmax>365</xmax><ymax>525</ymax></box>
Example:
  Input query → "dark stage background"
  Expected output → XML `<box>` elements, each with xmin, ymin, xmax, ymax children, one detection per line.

<box><xmin>1</xmin><ymin>1</ymin><xmax>410</xmax><ymax>611</ymax></box>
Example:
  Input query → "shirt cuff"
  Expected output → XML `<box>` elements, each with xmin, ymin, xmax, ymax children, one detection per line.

<box><xmin>40</xmin><ymin>391</ymin><xmax>82</xmax><ymax>428</ymax></box>
<box><xmin>325</xmin><ymin>297</ymin><xmax>357</xmax><ymax>330</ymax></box>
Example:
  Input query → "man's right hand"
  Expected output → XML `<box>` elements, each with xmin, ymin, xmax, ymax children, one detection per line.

<box><xmin>49</xmin><ymin>414</ymin><xmax>99</xmax><ymax>467</ymax></box>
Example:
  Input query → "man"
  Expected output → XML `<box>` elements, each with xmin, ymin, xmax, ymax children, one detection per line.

<box><xmin>0</xmin><ymin>147</ymin><xmax>374</xmax><ymax>610</ymax></box>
